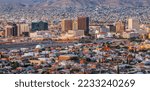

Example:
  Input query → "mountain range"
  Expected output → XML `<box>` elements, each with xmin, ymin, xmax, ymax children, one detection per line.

<box><xmin>0</xmin><ymin>0</ymin><xmax>149</xmax><ymax>10</ymax></box>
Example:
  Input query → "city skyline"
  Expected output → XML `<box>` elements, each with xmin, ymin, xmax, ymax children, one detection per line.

<box><xmin>0</xmin><ymin>0</ymin><xmax>150</xmax><ymax>74</ymax></box>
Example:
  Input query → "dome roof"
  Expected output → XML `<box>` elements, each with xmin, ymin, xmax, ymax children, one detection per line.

<box><xmin>35</xmin><ymin>44</ymin><xmax>44</xmax><ymax>49</ymax></box>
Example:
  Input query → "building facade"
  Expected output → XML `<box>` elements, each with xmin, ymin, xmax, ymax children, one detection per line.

<box><xmin>17</xmin><ymin>23</ymin><xmax>30</xmax><ymax>37</ymax></box>
<box><xmin>128</xmin><ymin>18</ymin><xmax>140</xmax><ymax>30</ymax></box>
<box><xmin>4</xmin><ymin>23</ymin><xmax>18</xmax><ymax>37</ymax></box>
<box><xmin>31</xmin><ymin>21</ymin><xmax>48</xmax><ymax>32</ymax></box>
<box><xmin>77</xmin><ymin>17</ymin><xmax>89</xmax><ymax>35</ymax></box>
<box><xmin>116</xmin><ymin>21</ymin><xmax>125</xmax><ymax>33</ymax></box>
<box><xmin>61</xmin><ymin>19</ymin><xmax>72</xmax><ymax>32</ymax></box>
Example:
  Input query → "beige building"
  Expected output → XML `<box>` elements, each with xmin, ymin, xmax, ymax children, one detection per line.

<box><xmin>29</xmin><ymin>60</ymin><xmax>46</xmax><ymax>65</ymax></box>
<box><xmin>72</xmin><ymin>20</ymin><xmax>78</xmax><ymax>31</ymax></box>
<box><xmin>4</xmin><ymin>25</ymin><xmax>13</xmax><ymax>37</ymax></box>
<box><xmin>68</xmin><ymin>30</ymin><xmax>85</xmax><ymax>37</ymax></box>
<box><xmin>148</xmin><ymin>33</ymin><xmax>150</xmax><ymax>39</ymax></box>
<box><xmin>145</xmin><ymin>27</ymin><xmax>150</xmax><ymax>33</ymax></box>
<box><xmin>116</xmin><ymin>21</ymin><xmax>125</xmax><ymax>33</ymax></box>
<box><xmin>0</xmin><ymin>28</ymin><xmax>4</xmax><ymax>37</ymax></box>
<box><xmin>128</xmin><ymin>18</ymin><xmax>140</xmax><ymax>30</ymax></box>
<box><xmin>4</xmin><ymin>23</ymin><xmax>18</xmax><ymax>37</ymax></box>
<box><xmin>17</xmin><ymin>24</ymin><xmax>30</xmax><ymax>36</ymax></box>
<box><xmin>75</xmin><ymin>30</ymin><xmax>85</xmax><ymax>37</ymax></box>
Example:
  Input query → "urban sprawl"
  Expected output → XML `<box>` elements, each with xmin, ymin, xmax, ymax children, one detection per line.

<box><xmin>0</xmin><ymin>7</ymin><xmax>150</xmax><ymax>74</ymax></box>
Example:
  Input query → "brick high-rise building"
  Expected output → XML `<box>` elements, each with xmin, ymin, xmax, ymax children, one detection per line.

<box><xmin>77</xmin><ymin>17</ymin><xmax>89</xmax><ymax>35</ymax></box>
<box><xmin>61</xmin><ymin>19</ymin><xmax>73</xmax><ymax>32</ymax></box>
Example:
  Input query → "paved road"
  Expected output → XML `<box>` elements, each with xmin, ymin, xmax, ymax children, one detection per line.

<box><xmin>0</xmin><ymin>38</ymin><xmax>119</xmax><ymax>50</ymax></box>
<box><xmin>0</xmin><ymin>41</ymin><xmax>75</xmax><ymax>50</ymax></box>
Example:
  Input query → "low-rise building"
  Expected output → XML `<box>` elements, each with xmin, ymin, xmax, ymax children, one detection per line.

<box><xmin>29</xmin><ymin>59</ymin><xmax>46</xmax><ymax>65</ymax></box>
<box><xmin>122</xmin><ymin>32</ymin><xmax>140</xmax><ymax>39</ymax></box>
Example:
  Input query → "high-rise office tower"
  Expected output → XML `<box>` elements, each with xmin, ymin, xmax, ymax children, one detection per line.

<box><xmin>5</xmin><ymin>23</ymin><xmax>18</xmax><ymax>37</ymax></box>
<box><xmin>108</xmin><ymin>25</ymin><xmax>116</xmax><ymax>32</ymax></box>
<box><xmin>5</xmin><ymin>25</ymin><xmax>12</xmax><ymax>37</ymax></box>
<box><xmin>11</xmin><ymin>23</ymin><xmax>18</xmax><ymax>36</ymax></box>
<box><xmin>61</xmin><ymin>19</ymin><xmax>73</xmax><ymax>32</ymax></box>
<box><xmin>128</xmin><ymin>18</ymin><xmax>139</xmax><ymax>30</ymax></box>
<box><xmin>31</xmin><ymin>21</ymin><xmax>48</xmax><ymax>32</ymax></box>
<box><xmin>77</xmin><ymin>17</ymin><xmax>89</xmax><ymax>35</ymax></box>
<box><xmin>116</xmin><ymin>21</ymin><xmax>125</xmax><ymax>33</ymax></box>
<box><xmin>17</xmin><ymin>24</ymin><xmax>30</xmax><ymax>36</ymax></box>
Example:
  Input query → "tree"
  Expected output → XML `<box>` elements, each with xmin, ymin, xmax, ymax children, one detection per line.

<box><xmin>11</xmin><ymin>62</ymin><xmax>20</xmax><ymax>69</ymax></box>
